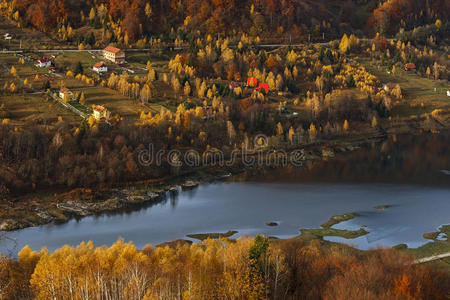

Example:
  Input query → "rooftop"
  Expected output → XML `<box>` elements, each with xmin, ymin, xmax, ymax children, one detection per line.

<box><xmin>104</xmin><ymin>46</ymin><xmax>122</xmax><ymax>54</ymax></box>
<box><xmin>93</xmin><ymin>62</ymin><xmax>106</xmax><ymax>68</ymax></box>
<box><xmin>93</xmin><ymin>105</ymin><xmax>106</xmax><ymax>112</ymax></box>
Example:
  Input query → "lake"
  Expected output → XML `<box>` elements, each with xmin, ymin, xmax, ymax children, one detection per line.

<box><xmin>1</xmin><ymin>132</ymin><xmax>449</xmax><ymax>254</ymax></box>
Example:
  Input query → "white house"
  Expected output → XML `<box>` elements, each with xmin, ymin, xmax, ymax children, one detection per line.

<box><xmin>3</xmin><ymin>33</ymin><xmax>12</xmax><ymax>40</ymax></box>
<box><xmin>92</xmin><ymin>105</ymin><xmax>110</xmax><ymax>120</ymax></box>
<box><xmin>59</xmin><ymin>87</ymin><xmax>73</xmax><ymax>101</ymax></box>
<box><xmin>103</xmin><ymin>46</ymin><xmax>125</xmax><ymax>64</ymax></box>
<box><xmin>447</xmin><ymin>90</ymin><xmax>450</xmax><ymax>97</ymax></box>
<box><xmin>36</xmin><ymin>57</ymin><xmax>51</xmax><ymax>68</ymax></box>
<box><xmin>383</xmin><ymin>83</ymin><xmax>396</xmax><ymax>91</ymax></box>
<box><xmin>93</xmin><ymin>62</ymin><xmax>107</xmax><ymax>73</ymax></box>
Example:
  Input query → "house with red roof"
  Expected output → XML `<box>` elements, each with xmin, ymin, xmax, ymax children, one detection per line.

<box><xmin>229</xmin><ymin>82</ymin><xmax>240</xmax><ymax>90</ymax></box>
<box><xmin>93</xmin><ymin>62</ymin><xmax>108</xmax><ymax>73</ymax></box>
<box><xmin>247</xmin><ymin>77</ymin><xmax>258</xmax><ymax>87</ymax></box>
<box><xmin>103</xmin><ymin>46</ymin><xmax>125</xmax><ymax>63</ymax></box>
<box><xmin>404</xmin><ymin>63</ymin><xmax>416</xmax><ymax>72</ymax></box>
<box><xmin>36</xmin><ymin>57</ymin><xmax>51</xmax><ymax>68</ymax></box>
<box><xmin>255</xmin><ymin>83</ymin><xmax>269</xmax><ymax>93</ymax></box>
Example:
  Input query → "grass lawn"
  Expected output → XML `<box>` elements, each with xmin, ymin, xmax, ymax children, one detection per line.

<box><xmin>357</xmin><ymin>57</ymin><xmax>449</xmax><ymax>118</ymax></box>
<box><xmin>126</xmin><ymin>52</ymin><xmax>171</xmax><ymax>73</ymax></box>
<box><xmin>78</xmin><ymin>86</ymin><xmax>154</xmax><ymax>120</ymax></box>
<box><xmin>53</xmin><ymin>52</ymin><xmax>99</xmax><ymax>76</ymax></box>
<box><xmin>0</xmin><ymin>93</ymin><xmax>81</xmax><ymax>126</ymax></box>
<box><xmin>0</xmin><ymin>53</ymin><xmax>69</xmax><ymax>92</ymax></box>
<box><xmin>70</xmin><ymin>101</ymin><xmax>92</xmax><ymax>116</ymax></box>
<box><xmin>0</xmin><ymin>53</ymin><xmax>49</xmax><ymax>76</ymax></box>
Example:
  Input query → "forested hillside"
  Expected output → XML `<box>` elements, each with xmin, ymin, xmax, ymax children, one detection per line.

<box><xmin>1</xmin><ymin>0</ymin><xmax>448</xmax><ymax>45</ymax></box>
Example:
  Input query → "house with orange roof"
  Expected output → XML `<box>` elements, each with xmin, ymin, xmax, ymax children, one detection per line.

<box><xmin>103</xmin><ymin>46</ymin><xmax>125</xmax><ymax>63</ymax></box>
<box><xmin>59</xmin><ymin>87</ymin><xmax>73</xmax><ymax>101</ymax></box>
<box><xmin>93</xmin><ymin>62</ymin><xmax>108</xmax><ymax>73</ymax></box>
<box><xmin>404</xmin><ymin>63</ymin><xmax>416</xmax><ymax>72</ymax></box>
<box><xmin>92</xmin><ymin>105</ymin><xmax>110</xmax><ymax>120</ymax></box>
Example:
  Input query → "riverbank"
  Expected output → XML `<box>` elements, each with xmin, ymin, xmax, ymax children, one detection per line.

<box><xmin>0</xmin><ymin>128</ymin><xmax>389</xmax><ymax>232</ymax></box>
<box><xmin>0</xmin><ymin>115</ymin><xmax>448</xmax><ymax>238</ymax></box>
<box><xmin>1</xmin><ymin>165</ymin><xmax>449</xmax><ymax>271</ymax></box>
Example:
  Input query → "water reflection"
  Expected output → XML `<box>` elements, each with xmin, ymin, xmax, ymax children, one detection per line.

<box><xmin>1</xmin><ymin>132</ymin><xmax>449</xmax><ymax>255</ymax></box>
<box><xmin>235</xmin><ymin>132</ymin><xmax>449</xmax><ymax>186</ymax></box>
<box><xmin>169</xmin><ymin>189</ymin><xmax>179</xmax><ymax>208</ymax></box>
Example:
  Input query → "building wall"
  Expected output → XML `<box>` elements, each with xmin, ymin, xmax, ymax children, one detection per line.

<box><xmin>93</xmin><ymin>111</ymin><xmax>101</xmax><ymax>120</ymax></box>
<box><xmin>104</xmin><ymin>51</ymin><xmax>125</xmax><ymax>63</ymax></box>
<box><xmin>94</xmin><ymin>66</ymin><xmax>108</xmax><ymax>73</ymax></box>
<box><xmin>38</xmin><ymin>61</ymin><xmax>51</xmax><ymax>67</ymax></box>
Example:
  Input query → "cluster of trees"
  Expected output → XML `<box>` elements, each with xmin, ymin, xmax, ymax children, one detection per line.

<box><xmin>363</xmin><ymin>36</ymin><xmax>449</xmax><ymax>81</ymax></box>
<box><xmin>368</xmin><ymin>0</ymin><xmax>448</xmax><ymax>36</ymax></box>
<box><xmin>167</xmin><ymin>35</ymin><xmax>371</xmax><ymax>103</ymax></box>
<box><xmin>396</xmin><ymin>20</ymin><xmax>448</xmax><ymax>47</ymax></box>
<box><xmin>0</xmin><ymin>63</ymin><xmax>33</xmax><ymax>95</ymax></box>
<box><xmin>0</xmin><ymin>236</ymin><xmax>448</xmax><ymax>299</ymax></box>
<box><xmin>0</xmin><ymin>119</ymin><xmax>171</xmax><ymax>195</ymax></box>
<box><xmin>104</xmin><ymin>61</ymin><xmax>157</xmax><ymax>104</ymax></box>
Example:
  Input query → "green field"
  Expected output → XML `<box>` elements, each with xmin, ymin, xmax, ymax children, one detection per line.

<box><xmin>53</xmin><ymin>51</ymin><xmax>99</xmax><ymax>76</ymax></box>
<box><xmin>357</xmin><ymin>57</ymin><xmax>449</xmax><ymax>118</ymax></box>
<box><xmin>126</xmin><ymin>52</ymin><xmax>172</xmax><ymax>73</ymax></box>
<box><xmin>0</xmin><ymin>93</ymin><xmax>81</xmax><ymax>126</ymax></box>
<box><xmin>0</xmin><ymin>53</ymin><xmax>49</xmax><ymax>78</ymax></box>
<box><xmin>76</xmin><ymin>86</ymin><xmax>153</xmax><ymax>120</ymax></box>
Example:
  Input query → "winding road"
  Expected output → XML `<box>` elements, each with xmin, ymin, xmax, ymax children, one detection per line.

<box><xmin>413</xmin><ymin>252</ymin><xmax>450</xmax><ymax>264</ymax></box>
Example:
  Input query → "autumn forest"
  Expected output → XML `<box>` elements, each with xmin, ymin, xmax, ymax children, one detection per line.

<box><xmin>0</xmin><ymin>0</ymin><xmax>449</xmax><ymax>299</ymax></box>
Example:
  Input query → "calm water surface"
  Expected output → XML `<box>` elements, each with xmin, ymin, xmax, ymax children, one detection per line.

<box><xmin>1</xmin><ymin>133</ymin><xmax>449</xmax><ymax>254</ymax></box>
